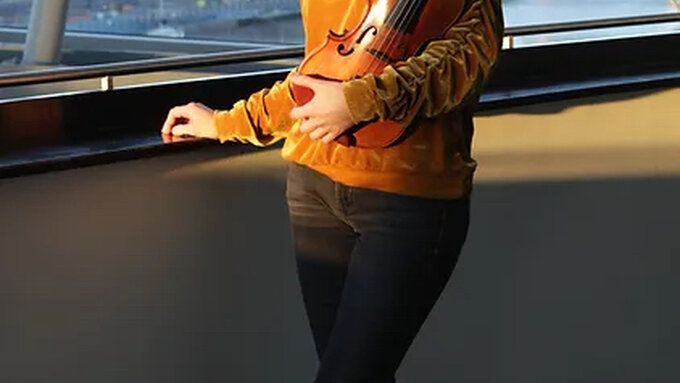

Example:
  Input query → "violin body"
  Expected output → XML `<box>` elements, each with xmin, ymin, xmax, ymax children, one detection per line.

<box><xmin>292</xmin><ymin>0</ymin><xmax>466</xmax><ymax>148</ymax></box>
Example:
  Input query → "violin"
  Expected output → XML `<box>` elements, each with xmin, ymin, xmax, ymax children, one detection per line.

<box><xmin>292</xmin><ymin>0</ymin><xmax>466</xmax><ymax>148</ymax></box>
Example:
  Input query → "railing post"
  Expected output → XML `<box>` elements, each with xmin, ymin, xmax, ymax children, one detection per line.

<box><xmin>504</xmin><ymin>35</ymin><xmax>515</xmax><ymax>49</ymax></box>
<box><xmin>101</xmin><ymin>76</ymin><xmax>114</xmax><ymax>92</ymax></box>
<box><xmin>22</xmin><ymin>0</ymin><xmax>71</xmax><ymax>66</ymax></box>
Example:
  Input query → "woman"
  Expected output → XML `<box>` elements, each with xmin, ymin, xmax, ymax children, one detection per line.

<box><xmin>162</xmin><ymin>0</ymin><xmax>504</xmax><ymax>381</ymax></box>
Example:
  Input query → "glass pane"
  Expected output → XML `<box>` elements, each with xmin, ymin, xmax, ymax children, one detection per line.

<box><xmin>504</xmin><ymin>0</ymin><xmax>680</xmax><ymax>47</ymax></box>
<box><xmin>0</xmin><ymin>0</ymin><xmax>31</xmax><ymax>28</ymax></box>
<box><xmin>1</xmin><ymin>0</ymin><xmax>678</xmax><ymax>101</ymax></box>
<box><xmin>504</xmin><ymin>0</ymin><xmax>678</xmax><ymax>27</ymax></box>
<box><xmin>510</xmin><ymin>23</ymin><xmax>679</xmax><ymax>48</ymax></box>
<box><xmin>63</xmin><ymin>0</ymin><xmax>304</xmax><ymax>44</ymax></box>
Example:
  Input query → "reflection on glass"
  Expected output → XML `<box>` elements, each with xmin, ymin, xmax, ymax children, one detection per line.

<box><xmin>0</xmin><ymin>0</ymin><xmax>678</xmax><ymax>100</ymax></box>
<box><xmin>504</xmin><ymin>0</ymin><xmax>677</xmax><ymax>26</ymax></box>
<box><xmin>1</xmin><ymin>0</ymin><xmax>305</xmax><ymax>44</ymax></box>
<box><xmin>504</xmin><ymin>0</ymin><xmax>679</xmax><ymax>47</ymax></box>
<box><xmin>1</xmin><ymin>0</ymin><xmax>677</xmax><ymax>44</ymax></box>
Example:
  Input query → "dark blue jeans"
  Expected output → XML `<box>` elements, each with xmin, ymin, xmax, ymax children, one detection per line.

<box><xmin>285</xmin><ymin>162</ymin><xmax>470</xmax><ymax>383</ymax></box>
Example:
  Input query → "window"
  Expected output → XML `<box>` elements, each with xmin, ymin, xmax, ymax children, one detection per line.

<box><xmin>504</xmin><ymin>0</ymin><xmax>679</xmax><ymax>47</ymax></box>
<box><xmin>506</xmin><ymin>0</ymin><xmax>677</xmax><ymax>26</ymax></box>
<box><xmin>1</xmin><ymin>1</ymin><xmax>677</xmax><ymax>62</ymax></box>
<box><xmin>64</xmin><ymin>0</ymin><xmax>304</xmax><ymax>44</ymax></box>
<box><xmin>0</xmin><ymin>0</ymin><xmax>678</xmax><ymax>100</ymax></box>
<box><xmin>0</xmin><ymin>0</ymin><xmax>31</xmax><ymax>28</ymax></box>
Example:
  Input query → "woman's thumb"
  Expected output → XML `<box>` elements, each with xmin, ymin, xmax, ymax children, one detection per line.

<box><xmin>291</xmin><ymin>74</ymin><xmax>318</xmax><ymax>88</ymax></box>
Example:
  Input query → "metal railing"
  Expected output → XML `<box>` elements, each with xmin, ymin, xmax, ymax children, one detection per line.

<box><xmin>0</xmin><ymin>46</ymin><xmax>304</xmax><ymax>89</ymax></box>
<box><xmin>0</xmin><ymin>12</ymin><xmax>678</xmax><ymax>90</ymax></box>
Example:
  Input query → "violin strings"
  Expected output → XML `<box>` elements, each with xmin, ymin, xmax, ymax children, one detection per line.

<box><xmin>366</xmin><ymin>0</ymin><xmax>402</xmax><ymax>71</ymax></box>
<box><xmin>372</xmin><ymin>0</ymin><xmax>424</xmax><ymax>72</ymax></box>
<box><xmin>373</xmin><ymin>0</ymin><xmax>410</xmax><ymax>69</ymax></box>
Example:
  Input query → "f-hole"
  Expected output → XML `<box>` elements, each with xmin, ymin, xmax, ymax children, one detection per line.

<box><xmin>338</xmin><ymin>26</ymin><xmax>379</xmax><ymax>56</ymax></box>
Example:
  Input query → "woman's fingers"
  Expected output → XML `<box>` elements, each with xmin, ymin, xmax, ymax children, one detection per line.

<box><xmin>290</xmin><ymin>103</ymin><xmax>313</xmax><ymax>121</ymax></box>
<box><xmin>299</xmin><ymin>117</ymin><xmax>334</xmax><ymax>142</ymax></box>
<box><xmin>299</xmin><ymin>117</ymin><xmax>321</xmax><ymax>133</ymax></box>
<box><xmin>160</xmin><ymin>102</ymin><xmax>218</xmax><ymax>140</ymax></box>
<box><xmin>161</xmin><ymin>106</ymin><xmax>185</xmax><ymax>134</ymax></box>
<box><xmin>171</xmin><ymin>123</ymin><xmax>194</xmax><ymax>137</ymax></box>
<box><xmin>308</xmin><ymin>126</ymin><xmax>328</xmax><ymax>141</ymax></box>
<box><xmin>321</xmin><ymin>130</ymin><xmax>340</xmax><ymax>144</ymax></box>
<box><xmin>300</xmin><ymin>118</ymin><xmax>345</xmax><ymax>143</ymax></box>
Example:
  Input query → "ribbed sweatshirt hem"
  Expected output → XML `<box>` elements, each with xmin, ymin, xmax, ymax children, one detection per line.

<box><xmin>292</xmin><ymin>161</ymin><xmax>474</xmax><ymax>200</ymax></box>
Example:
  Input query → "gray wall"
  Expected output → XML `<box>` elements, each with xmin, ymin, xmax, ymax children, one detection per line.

<box><xmin>1</xmin><ymin>117</ymin><xmax>679</xmax><ymax>381</ymax></box>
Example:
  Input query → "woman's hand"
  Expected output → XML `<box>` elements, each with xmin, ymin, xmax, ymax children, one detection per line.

<box><xmin>161</xmin><ymin>102</ymin><xmax>218</xmax><ymax>140</ymax></box>
<box><xmin>289</xmin><ymin>74</ymin><xmax>355</xmax><ymax>144</ymax></box>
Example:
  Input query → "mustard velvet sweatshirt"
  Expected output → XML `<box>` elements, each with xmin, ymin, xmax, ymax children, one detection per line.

<box><xmin>213</xmin><ymin>0</ymin><xmax>504</xmax><ymax>199</ymax></box>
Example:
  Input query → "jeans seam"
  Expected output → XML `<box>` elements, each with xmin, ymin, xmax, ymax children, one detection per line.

<box><xmin>335</xmin><ymin>184</ymin><xmax>351</xmax><ymax>215</ymax></box>
<box><xmin>346</xmin><ymin>186</ymin><xmax>354</xmax><ymax>208</ymax></box>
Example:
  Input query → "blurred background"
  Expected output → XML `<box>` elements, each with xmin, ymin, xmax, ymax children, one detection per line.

<box><xmin>1</xmin><ymin>0</ymin><xmax>678</xmax><ymax>63</ymax></box>
<box><xmin>1</xmin><ymin>1</ymin><xmax>679</xmax><ymax>382</ymax></box>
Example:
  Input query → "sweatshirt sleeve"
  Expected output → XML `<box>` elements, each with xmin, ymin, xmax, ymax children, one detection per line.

<box><xmin>213</xmin><ymin>70</ymin><xmax>297</xmax><ymax>147</ymax></box>
<box><xmin>341</xmin><ymin>0</ymin><xmax>504</xmax><ymax>126</ymax></box>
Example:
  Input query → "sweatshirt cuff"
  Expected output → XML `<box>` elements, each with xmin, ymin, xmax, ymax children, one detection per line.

<box><xmin>213</xmin><ymin>108</ymin><xmax>236</xmax><ymax>144</ymax></box>
<box><xmin>342</xmin><ymin>77</ymin><xmax>380</xmax><ymax>124</ymax></box>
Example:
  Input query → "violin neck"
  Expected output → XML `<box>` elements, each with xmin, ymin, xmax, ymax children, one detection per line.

<box><xmin>386</xmin><ymin>0</ymin><xmax>428</xmax><ymax>33</ymax></box>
